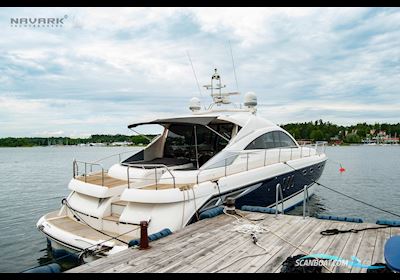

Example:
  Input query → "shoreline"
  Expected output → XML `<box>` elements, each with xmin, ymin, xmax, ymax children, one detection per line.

<box><xmin>1</xmin><ymin>143</ymin><xmax>399</xmax><ymax>148</ymax></box>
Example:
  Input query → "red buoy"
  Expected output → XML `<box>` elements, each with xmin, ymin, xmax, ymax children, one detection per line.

<box><xmin>339</xmin><ymin>166</ymin><xmax>346</xmax><ymax>173</ymax></box>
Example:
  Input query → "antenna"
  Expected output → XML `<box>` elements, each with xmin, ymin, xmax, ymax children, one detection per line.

<box><xmin>186</xmin><ymin>51</ymin><xmax>203</xmax><ymax>97</ymax></box>
<box><xmin>229</xmin><ymin>41</ymin><xmax>239</xmax><ymax>92</ymax></box>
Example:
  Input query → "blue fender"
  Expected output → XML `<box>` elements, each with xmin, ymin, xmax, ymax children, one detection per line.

<box><xmin>23</xmin><ymin>263</ymin><xmax>61</xmax><ymax>273</ymax></box>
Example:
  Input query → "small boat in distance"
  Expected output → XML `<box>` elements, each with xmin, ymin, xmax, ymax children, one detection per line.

<box><xmin>37</xmin><ymin>69</ymin><xmax>327</xmax><ymax>262</ymax></box>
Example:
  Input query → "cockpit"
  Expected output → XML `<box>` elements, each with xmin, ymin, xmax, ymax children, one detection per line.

<box><xmin>121</xmin><ymin>116</ymin><xmax>241</xmax><ymax>170</ymax></box>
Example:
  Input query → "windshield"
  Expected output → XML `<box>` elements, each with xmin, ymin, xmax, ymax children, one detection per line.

<box><xmin>164</xmin><ymin>123</ymin><xmax>234</xmax><ymax>167</ymax></box>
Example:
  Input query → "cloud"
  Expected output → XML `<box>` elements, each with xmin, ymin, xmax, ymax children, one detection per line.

<box><xmin>0</xmin><ymin>7</ymin><xmax>399</xmax><ymax>137</ymax></box>
<box><xmin>34</xmin><ymin>130</ymin><xmax>64</xmax><ymax>137</ymax></box>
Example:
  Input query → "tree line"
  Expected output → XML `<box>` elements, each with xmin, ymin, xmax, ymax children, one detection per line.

<box><xmin>1</xmin><ymin>121</ymin><xmax>399</xmax><ymax>147</ymax></box>
<box><xmin>0</xmin><ymin>134</ymin><xmax>156</xmax><ymax>147</ymax></box>
<box><xmin>281</xmin><ymin>120</ymin><xmax>400</xmax><ymax>143</ymax></box>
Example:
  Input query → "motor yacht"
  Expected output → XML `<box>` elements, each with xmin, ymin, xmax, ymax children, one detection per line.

<box><xmin>36</xmin><ymin>69</ymin><xmax>327</xmax><ymax>262</ymax></box>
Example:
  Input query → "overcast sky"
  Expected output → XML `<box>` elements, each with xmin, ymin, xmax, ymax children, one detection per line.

<box><xmin>0</xmin><ymin>7</ymin><xmax>399</xmax><ymax>137</ymax></box>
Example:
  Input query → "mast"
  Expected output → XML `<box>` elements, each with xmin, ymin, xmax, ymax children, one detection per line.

<box><xmin>189</xmin><ymin>68</ymin><xmax>257</xmax><ymax>114</ymax></box>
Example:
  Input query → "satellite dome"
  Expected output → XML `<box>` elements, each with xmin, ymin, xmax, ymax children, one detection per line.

<box><xmin>189</xmin><ymin>97</ymin><xmax>201</xmax><ymax>112</ymax></box>
<box><xmin>244</xmin><ymin>92</ymin><xmax>257</xmax><ymax>107</ymax></box>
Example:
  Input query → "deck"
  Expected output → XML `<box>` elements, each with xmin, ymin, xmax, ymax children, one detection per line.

<box><xmin>76</xmin><ymin>173</ymin><xmax>127</xmax><ymax>188</ymax></box>
<box><xmin>46</xmin><ymin>213</ymin><xmax>136</xmax><ymax>245</ymax></box>
<box><xmin>67</xmin><ymin>211</ymin><xmax>399</xmax><ymax>273</ymax></box>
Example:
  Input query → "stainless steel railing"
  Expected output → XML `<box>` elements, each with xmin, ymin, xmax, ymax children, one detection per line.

<box><xmin>275</xmin><ymin>183</ymin><xmax>284</xmax><ymax>217</ymax></box>
<box><xmin>72</xmin><ymin>142</ymin><xmax>327</xmax><ymax>190</ymax></box>
<box><xmin>196</xmin><ymin>142</ymin><xmax>327</xmax><ymax>185</ymax></box>
<box><xmin>123</xmin><ymin>163</ymin><xmax>176</xmax><ymax>190</ymax></box>
<box><xmin>73</xmin><ymin>160</ymin><xmax>105</xmax><ymax>186</ymax></box>
<box><xmin>72</xmin><ymin>150</ymin><xmax>142</xmax><ymax>187</ymax></box>
<box><xmin>92</xmin><ymin>149</ymin><xmax>142</xmax><ymax>164</ymax></box>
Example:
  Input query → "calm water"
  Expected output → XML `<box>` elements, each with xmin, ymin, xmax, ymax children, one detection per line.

<box><xmin>0</xmin><ymin>145</ymin><xmax>399</xmax><ymax>272</ymax></box>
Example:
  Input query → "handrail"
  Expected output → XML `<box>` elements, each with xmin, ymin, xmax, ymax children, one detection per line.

<box><xmin>92</xmin><ymin>149</ymin><xmax>143</xmax><ymax>164</ymax></box>
<box><xmin>72</xmin><ymin>149</ymin><xmax>142</xmax><ymax>187</ymax></box>
<box><xmin>123</xmin><ymin>163</ymin><xmax>176</xmax><ymax>189</ymax></box>
<box><xmin>72</xmin><ymin>142</ymin><xmax>327</xmax><ymax>190</ymax></box>
<box><xmin>73</xmin><ymin>160</ymin><xmax>105</xmax><ymax>186</ymax></box>
<box><xmin>303</xmin><ymin>184</ymin><xmax>309</xmax><ymax>219</ymax></box>
<box><xmin>275</xmin><ymin>183</ymin><xmax>284</xmax><ymax>217</ymax></box>
<box><xmin>196</xmin><ymin>142</ymin><xmax>327</xmax><ymax>185</ymax></box>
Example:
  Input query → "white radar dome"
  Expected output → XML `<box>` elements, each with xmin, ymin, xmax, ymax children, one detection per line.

<box><xmin>189</xmin><ymin>97</ymin><xmax>201</xmax><ymax>112</ymax></box>
<box><xmin>244</xmin><ymin>92</ymin><xmax>257</xmax><ymax>107</ymax></box>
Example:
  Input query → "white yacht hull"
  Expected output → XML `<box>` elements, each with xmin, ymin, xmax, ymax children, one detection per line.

<box><xmin>37</xmin><ymin>154</ymin><xmax>326</xmax><ymax>264</ymax></box>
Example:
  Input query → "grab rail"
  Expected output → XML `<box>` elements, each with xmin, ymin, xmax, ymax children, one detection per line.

<box><xmin>73</xmin><ymin>160</ymin><xmax>105</xmax><ymax>186</ymax></box>
<box><xmin>196</xmin><ymin>141</ymin><xmax>327</xmax><ymax>184</ymax></box>
<box><xmin>275</xmin><ymin>183</ymin><xmax>284</xmax><ymax>217</ymax></box>
<box><xmin>123</xmin><ymin>163</ymin><xmax>176</xmax><ymax>189</ymax></box>
<box><xmin>303</xmin><ymin>184</ymin><xmax>309</xmax><ymax>219</ymax></box>
<box><xmin>93</xmin><ymin>149</ymin><xmax>142</xmax><ymax>164</ymax></box>
<box><xmin>72</xmin><ymin>149</ymin><xmax>142</xmax><ymax>187</ymax></box>
<box><xmin>72</xmin><ymin>142</ymin><xmax>327</xmax><ymax>190</ymax></box>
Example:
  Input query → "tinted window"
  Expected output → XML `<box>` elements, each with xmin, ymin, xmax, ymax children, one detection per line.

<box><xmin>164</xmin><ymin>124</ymin><xmax>194</xmax><ymax>159</ymax></box>
<box><xmin>164</xmin><ymin>123</ymin><xmax>235</xmax><ymax>166</ymax></box>
<box><xmin>246</xmin><ymin>135</ymin><xmax>266</xmax><ymax>149</ymax></box>
<box><xmin>264</xmin><ymin>132</ymin><xmax>275</xmax><ymax>149</ymax></box>
<box><xmin>245</xmin><ymin>131</ymin><xmax>297</xmax><ymax>150</ymax></box>
<box><xmin>272</xmin><ymin>131</ymin><xmax>281</xmax><ymax>148</ymax></box>
<box><xmin>279</xmin><ymin>132</ymin><xmax>297</xmax><ymax>147</ymax></box>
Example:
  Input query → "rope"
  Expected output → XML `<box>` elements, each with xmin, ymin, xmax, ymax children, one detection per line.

<box><xmin>320</xmin><ymin>225</ymin><xmax>393</xmax><ymax>236</ymax></box>
<box><xmin>213</xmin><ymin>209</ymin><xmax>334</xmax><ymax>273</ymax></box>
<box><xmin>212</xmin><ymin>210</ymin><xmax>270</xmax><ymax>273</ymax></box>
<box><xmin>22</xmin><ymin>223</ymin><xmax>140</xmax><ymax>272</ymax></box>
<box><xmin>22</xmin><ymin>196</ymin><xmax>143</xmax><ymax>272</ymax></box>
<box><xmin>283</xmin><ymin>162</ymin><xmax>400</xmax><ymax>219</ymax></box>
<box><xmin>62</xmin><ymin>199</ymin><xmax>130</xmax><ymax>245</ymax></box>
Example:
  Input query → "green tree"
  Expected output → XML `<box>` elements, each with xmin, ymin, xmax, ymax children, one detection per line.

<box><xmin>310</xmin><ymin>130</ymin><xmax>324</xmax><ymax>141</ymax></box>
<box><xmin>345</xmin><ymin>134</ymin><xmax>361</xmax><ymax>143</ymax></box>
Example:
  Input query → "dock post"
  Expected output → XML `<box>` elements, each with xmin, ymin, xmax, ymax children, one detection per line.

<box><xmin>140</xmin><ymin>221</ymin><xmax>150</xmax><ymax>250</ymax></box>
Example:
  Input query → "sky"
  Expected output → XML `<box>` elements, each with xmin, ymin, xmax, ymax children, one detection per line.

<box><xmin>0</xmin><ymin>7</ymin><xmax>399</xmax><ymax>137</ymax></box>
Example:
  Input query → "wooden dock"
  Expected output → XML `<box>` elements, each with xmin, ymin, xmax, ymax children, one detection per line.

<box><xmin>67</xmin><ymin>211</ymin><xmax>399</xmax><ymax>273</ymax></box>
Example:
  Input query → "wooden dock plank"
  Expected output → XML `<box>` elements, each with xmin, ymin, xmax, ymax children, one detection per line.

<box><xmin>333</xmin><ymin>223</ymin><xmax>366</xmax><ymax>273</ymax></box>
<box><xmin>131</xmin><ymin>225</ymin><xmax>243</xmax><ymax>273</ymax></box>
<box><xmin>371</xmin><ymin>227</ymin><xmax>391</xmax><ymax>264</ymax></box>
<box><xmin>139</xmin><ymin>213</ymin><xmax>286</xmax><ymax>273</ymax></box>
<box><xmin>175</xmin><ymin>214</ymin><xmax>287</xmax><ymax>272</ymax></box>
<box><xmin>198</xmin><ymin>214</ymin><xmax>303</xmax><ymax>273</ymax></box>
<box><xmin>97</xmin><ymin>215</ymin><xmax>242</xmax><ymax>272</ymax></box>
<box><xmin>390</xmin><ymin>226</ymin><xmax>400</xmax><ymax>237</ymax></box>
<box><xmin>273</xmin><ymin>219</ymin><xmax>336</xmax><ymax>273</ymax></box>
<box><xmin>254</xmin><ymin>217</ymin><xmax>320</xmax><ymax>273</ymax></box>
<box><xmin>320</xmin><ymin>222</ymin><xmax>358</xmax><ymax>273</ymax></box>
<box><xmin>69</xmin><ymin>214</ymin><xmax>233</xmax><ymax>273</ymax></box>
<box><xmin>310</xmin><ymin>221</ymin><xmax>346</xmax><ymax>254</ymax></box>
<box><xmin>350</xmin><ymin>225</ymin><xmax>378</xmax><ymax>273</ymax></box>
<box><xmin>67</xmin><ymin>212</ymin><xmax>393</xmax><ymax>273</ymax></box>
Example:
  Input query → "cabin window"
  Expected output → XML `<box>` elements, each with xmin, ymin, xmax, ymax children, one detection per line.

<box><xmin>278</xmin><ymin>132</ymin><xmax>297</xmax><ymax>147</ymax></box>
<box><xmin>245</xmin><ymin>131</ymin><xmax>297</xmax><ymax>150</ymax></box>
